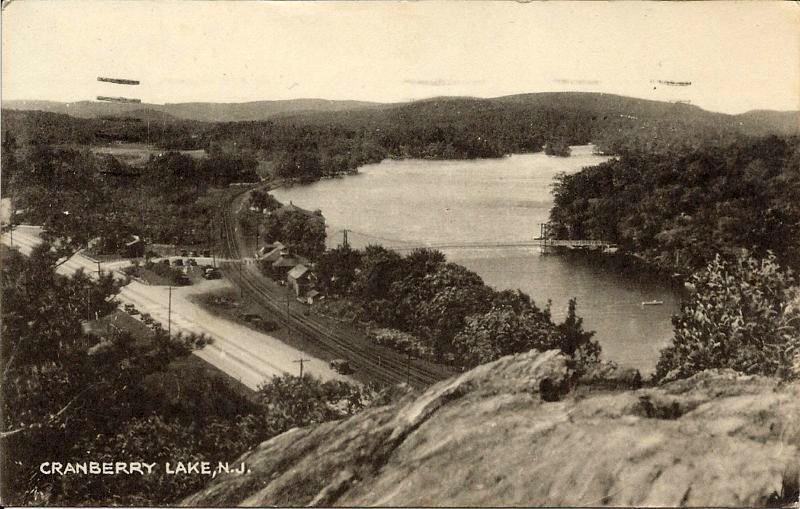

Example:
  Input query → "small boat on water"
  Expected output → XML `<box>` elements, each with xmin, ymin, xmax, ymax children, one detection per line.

<box><xmin>641</xmin><ymin>300</ymin><xmax>664</xmax><ymax>306</ymax></box>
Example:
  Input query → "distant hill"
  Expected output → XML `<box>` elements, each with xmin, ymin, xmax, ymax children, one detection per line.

<box><xmin>2</xmin><ymin>98</ymin><xmax>383</xmax><ymax>123</ymax></box>
<box><xmin>4</xmin><ymin>94</ymin><xmax>798</xmax><ymax>137</ymax></box>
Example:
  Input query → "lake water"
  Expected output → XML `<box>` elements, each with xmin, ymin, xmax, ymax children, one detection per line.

<box><xmin>271</xmin><ymin>146</ymin><xmax>679</xmax><ymax>373</ymax></box>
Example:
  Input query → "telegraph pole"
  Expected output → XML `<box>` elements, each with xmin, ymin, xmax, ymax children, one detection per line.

<box><xmin>293</xmin><ymin>358</ymin><xmax>310</xmax><ymax>378</ymax></box>
<box><xmin>286</xmin><ymin>290</ymin><xmax>291</xmax><ymax>332</ymax></box>
<box><xmin>341</xmin><ymin>229</ymin><xmax>350</xmax><ymax>249</ymax></box>
<box><xmin>167</xmin><ymin>286</ymin><xmax>172</xmax><ymax>337</ymax></box>
<box><xmin>239</xmin><ymin>261</ymin><xmax>244</xmax><ymax>298</ymax></box>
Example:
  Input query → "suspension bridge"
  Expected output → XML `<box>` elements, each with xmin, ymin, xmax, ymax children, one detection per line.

<box><xmin>333</xmin><ymin>226</ymin><xmax>616</xmax><ymax>254</ymax></box>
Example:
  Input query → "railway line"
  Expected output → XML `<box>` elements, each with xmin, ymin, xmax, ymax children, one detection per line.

<box><xmin>216</xmin><ymin>190</ymin><xmax>451</xmax><ymax>388</ymax></box>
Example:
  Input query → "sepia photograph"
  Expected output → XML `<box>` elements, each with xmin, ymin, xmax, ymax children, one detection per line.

<box><xmin>1</xmin><ymin>1</ymin><xmax>799</xmax><ymax>506</ymax></box>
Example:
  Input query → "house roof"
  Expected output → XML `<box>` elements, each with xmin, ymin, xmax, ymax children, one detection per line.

<box><xmin>288</xmin><ymin>264</ymin><xmax>309</xmax><ymax>280</ymax></box>
<box><xmin>261</xmin><ymin>245</ymin><xmax>286</xmax><ymax>262</ymax></box>
<box><xmin>275</xmin><ymin>202</ymin><xmax>324</xmax><ymax>222</ymax></box>
<box><xmin>125</xmin><ymin>235</ymin><xmax>142</xmax><ymax>247</ymax></box>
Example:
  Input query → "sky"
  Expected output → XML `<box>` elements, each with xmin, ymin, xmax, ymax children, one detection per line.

<box><xmin>2</xmin><ymin>1</ymin><xmax>799</xmax><ymax>114</ymax></box>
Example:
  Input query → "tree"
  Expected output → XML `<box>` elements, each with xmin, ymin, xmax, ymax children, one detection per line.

<box><xmin>656</xmin><ymin>252</ymin><xmax>800</xmax><ymax>382</ymax></box>
<box><xmin>263</xmin><ymin>209</ymin><xmax>326</xmax><ymax>261</ymax></box>
<box><xmin>453</xmin><ymin>298</ymin><xmax>600</xmax><ymax>371</ymax></box>
<box><xmin>315</xmin><ymin>245</ymin><xmax>362</xmax><ymax>295</ymax></box>
<box><xmin>0</xmin><ymin>245</ymin><xmax>209</xmax><ymax>504</ymax></box>
<box><xmin>453</xmin><ymin>307</ymin><xmax>560</xmax><ymax>368</ymax></box>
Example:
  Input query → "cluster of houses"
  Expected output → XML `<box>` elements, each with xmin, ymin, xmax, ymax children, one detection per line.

<box><xmin>256</xmin><ymin>240</ymin><xmax>321</xmax><ymax>305</ymax></box>
<box><xmin>252</xmin><ymin>201</ymin><xmax>326</xmax><ymax>305</ymax></box>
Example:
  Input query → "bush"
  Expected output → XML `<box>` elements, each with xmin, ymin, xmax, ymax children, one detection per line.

<box><xmin>656</xmin><ymin>252</ymin><xmax>800</xmax><ymax>382</ymax></box>
<box><xmin>369</xmin><ymin>328</ymin><xmax>433</xmax><ymax>359</ymax></box>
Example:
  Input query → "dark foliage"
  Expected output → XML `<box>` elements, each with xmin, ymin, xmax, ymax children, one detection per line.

<box><xmin>549</xmin><ymin>136</ymin><xmax>800</xmax><ymax>273</ymax></box>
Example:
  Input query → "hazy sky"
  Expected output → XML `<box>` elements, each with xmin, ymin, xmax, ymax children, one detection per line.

<box><xmin>2</xmin><ymin>1</ymin><xmax>798</xmax><ymax>113</ymax></box>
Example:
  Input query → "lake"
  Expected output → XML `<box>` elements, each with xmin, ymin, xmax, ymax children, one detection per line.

<box><xmin>271</xmin><ymin>146</ymin><xmax>679</xmax><ymax>373</ymax></box>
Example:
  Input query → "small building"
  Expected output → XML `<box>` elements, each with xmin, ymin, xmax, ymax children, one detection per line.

<box><xmin>287</xmin><ymin>264</ymin><xmax>311</xmax><ymax>296</ymax></box>
<box><xmin>304</xmin><ymin>289</ymin><xmax>322</xmax><ymax>305</ymax></box>
<box><xmin>123</xmin><ymin>235</ymin><xmax>145</xmax><ymax>258</ymax></box>
<box><xmin>272</xmin><ymin>202</ymin><xmax>325</xmax><ymax>224</ymax></box>
<box><xmin>271</xmin><ymin>254</ymin><xmax>301</xmax><ymax>278</ymax></box>
<box><xmin>257</xmin><ymin>241</ymin><xmax>286</xmax><ymax>261</ymax></box>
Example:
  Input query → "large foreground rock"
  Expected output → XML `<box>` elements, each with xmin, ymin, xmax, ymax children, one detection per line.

<box><xmin>183</xmin><ymin>350</ymin><xmax>800</xmax><ymax>507</ymax></box>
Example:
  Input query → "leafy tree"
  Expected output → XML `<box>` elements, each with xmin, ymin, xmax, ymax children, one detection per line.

<box><xmin>454</xmin><ymin>308</ymin><xmax>560</xmax><ymax>368</ymax></box>
<box><xmin>454</xmin><ymin>298</ymin><xmax>600</xmax><ymax>371</ymax></box>
<box><xmin>655</xmin><ymin>252</ymin><xmax>800</xmax><ymax>382</ymax></box>
<box><xmin>0</xmin><ymin>245</ymin><xmax>208</xmax><ymax>504</ymax></box>
<box><xmin>263</xmin><ymin>208</ymin><xmax>326</xmax><ymax>261</ymax></box>
<box><xmin>251</xmin><ymin>374</ymin><xmax>369</xmax><ymax>438</ymax></box>
<box><xmin>315</xmin><ymin>245</ymin><xmax>362</xmax><ymax>295</ymax></box>
<box><xmin>249</xmin><ymin>189</ymin><xmax>281</xmax><ymax>212</ymax></box>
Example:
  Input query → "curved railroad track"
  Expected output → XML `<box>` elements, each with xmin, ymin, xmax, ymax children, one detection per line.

<box><xmin>215</xmin><ymin>189</ymin><xmax>451</xmax><ymax>388</ymax></box>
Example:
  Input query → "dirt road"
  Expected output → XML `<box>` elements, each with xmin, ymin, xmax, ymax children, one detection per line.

<box><xmin>2</xmin><ymin>225</ymin><xmax>346</xmax><ymax>390</ymax></box>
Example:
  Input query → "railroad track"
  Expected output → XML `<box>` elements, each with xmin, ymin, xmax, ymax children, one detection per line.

<box><xmin>215</xmin><ymin>190</ymin><xmax>450</xmax><ymax>388</ymax></box>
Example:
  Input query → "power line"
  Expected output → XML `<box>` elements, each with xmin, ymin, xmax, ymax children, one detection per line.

<box><xmin>293</xmin><ymin>358</ymin><xmax>310</xmax><ymax>378</ymax></box>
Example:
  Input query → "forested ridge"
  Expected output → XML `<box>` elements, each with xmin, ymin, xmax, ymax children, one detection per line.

<box><xmin>549</xmin><ymin>135</ymin><xmax>800</xmax><ymax>273</ymax></box>
<box><xmin>5</xmin><ymin>92</ymin><xmax>798</xmax><ymax>183</ymax></box>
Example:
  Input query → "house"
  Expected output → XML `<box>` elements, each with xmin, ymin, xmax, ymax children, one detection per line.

<box><xmin>303</xmin><ymin>289</ymin><xmax>322</xmax><ymax>305</ymax></box>
<box><xmin>123</xmin><ymin>235</ymin><xmax>145</xmax><ymax>258</ymax></box>
<box><xmin>287</xmin><ymin>264</ymin><xmax>311</xmax><ymax>296</ymax></box>
<box><xmin>257</xmin><ymin>241</ymin><xmax>285</xmax><ymax>261</ymax></box>
<box><xmin>272</xmin><ymin>201</ymin><xmax>325</xmax><ymax>223</ymax></box>
<box><xmin>271</xmin><ymin>254</ymin><xmax>302</xmax><ymax>278</ymax></box>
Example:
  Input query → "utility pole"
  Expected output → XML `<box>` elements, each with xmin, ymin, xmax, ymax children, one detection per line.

<box><xmin>96</xmin><ymin>261</ymin><xmax>102</xmax><ymax>279</ymax></box>
<box><xmin>8</xmin><ymin>196</ymin><xmax>13</xmax><ymax>247</ymax></box>
<box><xmin>286</xmin><ymin>290</ymin><xmax>291</xmax><ymax>332</ymax></box>
<box><xmin>167</xmin><ymin>286</ymin><xmax>172</xmax><ymax>337</ymax></box>
<box><xmin>239</xmin><ymin>261</ymin><xmax>244</xmax><ymax>298</ymax></box>
<box><xmin>293</xmin><ymin>358</ymin><xmax>310</xmax><ymax>378</ymax></box>
<box><xmin>406</xmin><ymin>351</ymin><xmax>412</xmax><ymax>386</ymax></box>
<box><xmin>341</xmin><ymin>229</ymin><xmax>350</xmax><ymax>249</ymax></box>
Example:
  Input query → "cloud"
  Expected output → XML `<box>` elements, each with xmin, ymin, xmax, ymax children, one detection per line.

<box><xmin>404</xmin><ymin>79</ymin><xmax>485</xmax><ymax>87</ymax></box>
<box><xmin>553</xmin><ymin>79</ymin><xmax>601</xmax><ymax>86</ymax></box>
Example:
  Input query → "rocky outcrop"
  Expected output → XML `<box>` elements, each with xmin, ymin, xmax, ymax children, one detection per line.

<box><xmin>183</xmin><ymin>349</ymin><xmax>800</xmax><ymax>507</ymax></box>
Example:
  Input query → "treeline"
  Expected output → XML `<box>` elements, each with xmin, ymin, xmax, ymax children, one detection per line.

<box><xmin>314</xmin><ymin>246</ymin><xmax>600</xmax><ymax>370</ymax></box>
<box><xmin>0</xmin><ymin>109</ymin><xmax>205</xmax><ymax>150</ymax></box>
<box><xmin>2</xmin><ymin>134</ymin><xmax>258</xmax><ymax>251</ymax></box>
<box><xmin>0</xmin><ymin>245</ymin><xmax>371</xmax><ymax>505</ymax></box>
<box><xmin>202</xmin><ymin>100</ymin><xmax>595</xmax><ymax>180</ymax></box>
<box><xmin>5</xmin><ymin>93</ymin><xmax>797</xmax><ymax>186</ymax></box>
<box><xmin>549</xmin><ymin>135</ymin><xmax>800</xmax><ymax>273</ymax></box>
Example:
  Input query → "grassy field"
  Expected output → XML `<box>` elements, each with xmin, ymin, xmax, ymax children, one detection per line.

<box><xmin>91</xmin><ymin>143</ymin><xmax>207</xmax><ymax>167</ymax></box>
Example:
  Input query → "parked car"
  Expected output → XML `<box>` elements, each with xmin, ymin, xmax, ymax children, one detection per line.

<box><xmin>180</xmin><ymin>250</ymin><xmax>188</xmax><ymax>257</ymax></box>
<box><xmin>172</xmin><ymin>259</ymin><xmax>184</xmax><ymax>266</ymax></box>
<box><xmin>186</xmin><ymin>258</ymin><xmax>197</xmax><ymax>266</ymax></box>
<box><xmin>203</xmin><ymin>268</ymin><xmax>221</xmax><ymax>280</ymax></box>
<box><xmin>330</xmin><ymin>359</ymin><xmax>353</xmax><ymax>375</ymax></box>
<box><xmin>189</xmin><ymin>250</ymin><xmax>199</xmax><ymax>257</ymax></box>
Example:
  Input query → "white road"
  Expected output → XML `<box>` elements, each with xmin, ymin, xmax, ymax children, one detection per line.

<box><xmin>2</xmin><ymin>225</ymin><xmax>346</xmax><ymax>390</ymax></box>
